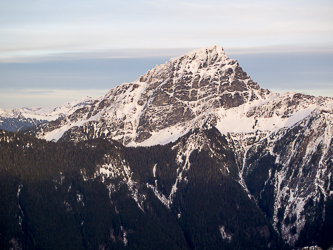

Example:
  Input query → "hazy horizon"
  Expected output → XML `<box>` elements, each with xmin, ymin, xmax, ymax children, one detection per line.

<box><xmin>1</xmin><ymin>46</ymin><xmax>333</xmax><ymax>109</ymax></box>
<box><xmin>1</xmin><ymin>0</ymin><xmax>332</xmax><ymax>109</ymax></box>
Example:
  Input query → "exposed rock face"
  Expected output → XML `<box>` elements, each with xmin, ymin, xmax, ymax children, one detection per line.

<box><xmin>229</xmin><ymin>104</ymin><xmax>333</xmax><ymax>246</ymax></box>
<box><xmin>26</xmin><ymin>45</ymin><xmax>274</xmax><ymax>145</ymax></box>
<box><xmin>26</xmin><ymin>46</ymin><xmax>332</xmax><ymax>148</ymax></box>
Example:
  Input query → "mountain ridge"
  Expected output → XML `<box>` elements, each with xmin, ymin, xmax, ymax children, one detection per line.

<box><xmin>26</xmin><ymin>45</ymin><xmax>333</xmax><ymax>147</ymax></box>
<box><xmin>0</xmin><ymin>96</ymin><xmax>96</xmax><ymax>132</ymax></box>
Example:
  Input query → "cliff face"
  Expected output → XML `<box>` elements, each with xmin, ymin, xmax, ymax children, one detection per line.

<box><xmin>229</xmin><ymin>103</ymin><xmax>333</xmax><ymax>245</ymax></box>
<box><xmin>26</xmin><ymin>45</ymin><xmax>272</xmax><ymax>145</ymax></box>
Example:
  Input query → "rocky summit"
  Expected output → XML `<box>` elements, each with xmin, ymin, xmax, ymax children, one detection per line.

<box><xmin>27</xmin><ymin>46</ymin><xmax>332</xmax><ymax>147</ymax></box>
<box><xmin>3</xmin><ymin>45</ymin><xmax>332</xmax><ymax>249</ymax></box>
<box><xmin>26</xmin><ymin>45</ymin><xmax>272</xmax><ymax>145</ymax></box>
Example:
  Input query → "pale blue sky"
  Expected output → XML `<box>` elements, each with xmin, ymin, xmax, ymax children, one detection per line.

<box><xmin>1</xmin><ymin>0</ymin><xmax>332</xmax><ymax>109</ymax></box>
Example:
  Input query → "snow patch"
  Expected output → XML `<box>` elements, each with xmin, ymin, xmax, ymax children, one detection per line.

<box><xmin>43</xmin><ymin>113</ymin><xmax>100</xmax><ymax>141</ymax></box>
<box><xmin>219</xmin><ymin>225</ymin><xmax>232</xmax><ymax>241</ymax></box>
<box><xmin>153</xmin><ymin>164</ymin><xmax>157</xmax><ymax>178</ymax></box>
<box><xmin>146</xmin><ymin>183</ymin><xmax>171</xmax><ymax>209</ymax></box>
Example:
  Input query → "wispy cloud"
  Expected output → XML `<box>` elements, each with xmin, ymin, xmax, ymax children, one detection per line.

<box><xmin>1</xmin><ymin>0</ymin><xmax>332</xmax><ymax>60</ymax></box>
<box><xmin>1</xmin><ymin>0</ymin><xmax>332</xmax><ymax>109</ymax></box>
<box><xmin>225</xmin><ymin>44</ymin><xmax>333</xmax><ymax>55</ymax></box>
<box><xmin>1</xmin><ymin>44</ymin><xmax>332</xmax><ymax>63</ymax></box>
<box><xmin>0</xmin><ymin>89</ymin><xmax>108</xmax><ymax>109</ymax></box>
<box><xmin>0</xmin><ymin>48</ymin><xmax>192</xmax><ymax>63</ymax></box>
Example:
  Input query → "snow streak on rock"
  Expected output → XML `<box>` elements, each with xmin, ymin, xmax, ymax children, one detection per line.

<box><xmin>95</xmin><ymin>153</ymin><xmax>146</xmax><ymax>211</ymax></box>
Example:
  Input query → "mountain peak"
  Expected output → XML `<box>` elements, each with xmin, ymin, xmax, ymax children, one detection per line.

<box><xmin>168</xmin><ymin>45</ymin><xmax>230</xmax><ymax>72</ymax></box>
<box><xmin>29</xmin><ymin>45</ymin><xmax>272</xmax><ymax>145</ymax></box>
<box><xmin>186</xmin><ymin>45</ymin><xmax>225</xmax><ymax>57</ymax></box>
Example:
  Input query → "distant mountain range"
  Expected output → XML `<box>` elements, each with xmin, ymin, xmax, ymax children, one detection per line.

<box><xmin>1</xmin><ymin>45</ymin><xmax>332</xmax><ymax>250</ymax></box>
<box><xmin>0</xmin><ymin>96</ymin><xmax>95</xmax><ymax>132</ymax></box>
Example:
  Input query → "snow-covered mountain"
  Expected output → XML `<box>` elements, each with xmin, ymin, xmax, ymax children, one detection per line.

<box><xmin>0</xmin><ymin>96</ymin><xmax>96</xmax><ymax>132</ymax></box>
<box><xmin>24</xmin><ymin>45</ymin><xmax>333</xmax><ymax>247</ymax></box>
<box><xmin>26</xmin><ymin>46</ymin><xmax>332</xmax><ymax>146</ymax></box>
